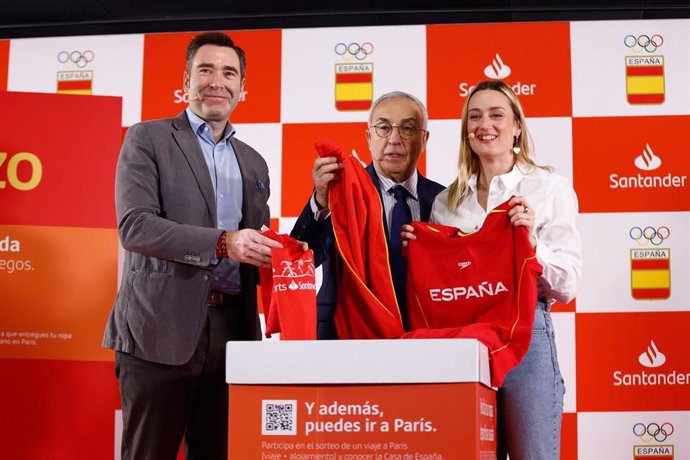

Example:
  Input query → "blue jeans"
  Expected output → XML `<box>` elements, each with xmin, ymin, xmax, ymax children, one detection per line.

<box><xmin>497</xmin><ymin>302</ymin><xmax>565</xmax><ymax>460</ymax></box>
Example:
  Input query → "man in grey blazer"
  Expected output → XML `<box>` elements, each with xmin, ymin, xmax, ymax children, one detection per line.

<box><xmin>102</xmin><ymin>31</ymin><xmax>280</xmax><ymax>459</ymax></box>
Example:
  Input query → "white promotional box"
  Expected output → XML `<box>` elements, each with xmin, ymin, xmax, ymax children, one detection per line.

<box><xmin>226</xmin><ymin>339</ymin><xmax>496</xmax><ymax>460</ymax></box>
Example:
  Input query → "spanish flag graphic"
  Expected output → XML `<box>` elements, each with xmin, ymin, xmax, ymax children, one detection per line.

<box><xmin>57</xmin><ymin>70</ymin><xmax>93</xmax><ymax>95</ymax></box>
<box><xmin>630</xmin><ymin>248</ymin><xmax>670</xmax><ymax>300</ymax></box>
<box><xmin>625</xmin><ymin>55</ymin><xmax>664</xmax><ymax>105</ymax></box>
<box><xmin>335</xmin><ymin>63</ymin><xmax>373</xmax><ymax>111</ymax></box>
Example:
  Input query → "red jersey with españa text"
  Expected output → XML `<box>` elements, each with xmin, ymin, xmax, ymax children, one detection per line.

<box><xmin>404</xmin><ymin>200</ymin><xmax>543</xmax><ymax>387</ymax></box>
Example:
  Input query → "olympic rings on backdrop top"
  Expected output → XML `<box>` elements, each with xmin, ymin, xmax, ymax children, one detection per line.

<box><xmin>57</xmin><ymin>50</ymin><xmax>95</xmax><ymax>68</ymax></box>
<box><xmin>629</xmin><ymin>226</ymin><xmax>670</xmax><ymax>246</ymax></box>
<box><xmin>624</xmin><ymin>34</ymin><xmax>664</xmax><ymax>53</ymax></box>
<box><xmin>334</xmin><ymin>42</ymin><xmax>374</xmax><ymax>61</ymax></box>
<box><xmin>632</xmin><ymin>422</ymin><xmax>674</xmax><ymax>442</ymax></box>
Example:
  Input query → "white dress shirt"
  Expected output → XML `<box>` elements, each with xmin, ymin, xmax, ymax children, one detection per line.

<box><xmin>431</xmin><ymin>163</ymin><xmax>582</xmax><ymax>304</ymax></box>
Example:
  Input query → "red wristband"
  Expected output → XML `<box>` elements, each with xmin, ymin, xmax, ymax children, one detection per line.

<box><xmin>215</xmin><ymin>231</ymin><xmax>227</xmax><ymax>258</ymax></box>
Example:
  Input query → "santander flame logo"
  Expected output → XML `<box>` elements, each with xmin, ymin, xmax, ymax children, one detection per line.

<box><xmin>638</xmin><ymin>340</ymin><xmax>666</xmax><ymax>368</ymax></box>
<box><xmin>634</xmin><ymin>144</ymin><xmax>662</xmax><ymax>171</ymax></box>
<box><xmin>483</xmin><ymin>53</ymin><xmax>511</xmax><ymax>79</ymax></box>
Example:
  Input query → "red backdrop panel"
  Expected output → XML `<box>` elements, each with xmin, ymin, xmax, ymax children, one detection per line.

<box><xmin>576</xmin><ymin>312</ymin><xmax>690</xmax><ymax>411</ymax></box>
<box><xmin>0</xmin><ymin>40</ymin><xmax>8</xmax><ymax>91</ymax></box>
<box><xmin>427</xmin><ymin>22</ymin><xmax>572</xmax><ymax>119</ymax></box>
<box><xmin>573</xmin><ymin>115</ymin><xmax>690</xmax><ymax>213</ymax></box>
<box><xmin>141</xmin><ymin>30</ymin><xmax>281</xmax><ymax>123</ymax></box>
<box><xmin>0</xmin><ymin>92</ymin><xmax>121</xmax><ymax>228</ymax></box>
<box><xmin>560</xmin><ymin>412</ymin><xmax>578</xmax><ymax>460</ymax></box>
<box><xmin>0</xmin><ymin>359</ymin><xmax>120</xmax><ymax>460</ymax></box>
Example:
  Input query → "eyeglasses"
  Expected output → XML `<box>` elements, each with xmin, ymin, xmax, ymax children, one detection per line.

<box><xmin>369</xmin><ymin>122</ymin><xmax>426</xmax><ymax>140</ymax></box>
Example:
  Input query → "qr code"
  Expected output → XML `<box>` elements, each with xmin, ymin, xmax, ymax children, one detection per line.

<box><xmin>261</xmin><ymin>400</ymin><xmax>297</xmax><ymax>435</ymax></box>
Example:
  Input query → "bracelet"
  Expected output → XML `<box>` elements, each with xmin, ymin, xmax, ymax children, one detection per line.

<box><xmin>215</xmin><ymin>231</ymin><xmax>227</xmax><ymax>258</ymax></box>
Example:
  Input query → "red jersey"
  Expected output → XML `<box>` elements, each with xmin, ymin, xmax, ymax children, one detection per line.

<box><xmin>315</xmin><ymin>139</ymin><xmax>405</xmax><ymax>339</ymax></box>
<box><xmin>259</xmin><ymin>230</ymin><xmax>317</xmax><ymax>340</ymax></box>
<box><xmin>404</xmin><ymin>199</ymin><xmax>543</xmax><ymax>387</ymax></box>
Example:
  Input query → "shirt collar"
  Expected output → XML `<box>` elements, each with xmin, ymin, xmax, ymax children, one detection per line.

<box><xmin>499</xmin><ymin>163</ymin><xmax>528</xmax><ymax>190</ymax></box>
<box><xmin>377</xmin><ymin>170</ymin><xmax>419</xmax><ymax>201</ymax></box>
<box><xmin>185</xmin><ymin>107</ymin><xmax>235</xmax><ymax>144</ymax></box>
<box><xmin>470</xmin><ymin>161</ymin><xmax>533</xmax><ymax>192</ymax></box>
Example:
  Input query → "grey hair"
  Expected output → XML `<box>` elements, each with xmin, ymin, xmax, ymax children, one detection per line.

<box><xmin>368</xmin><ymin>91</ymin><xmax>429</xmax><ymax>129</ymax></box>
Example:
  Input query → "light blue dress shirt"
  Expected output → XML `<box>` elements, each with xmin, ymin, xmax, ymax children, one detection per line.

<box><xmin>186</xmin><ymin>108</ymin><xmax>243</xmax><ymax>294</ymax></box>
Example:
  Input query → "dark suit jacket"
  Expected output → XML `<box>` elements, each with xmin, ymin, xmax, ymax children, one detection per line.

<box><xmin>290</xmin><ymin>163</ymin><xmax>444</xmax><ymax>339</ymax></box>
<box><xmin>102</xmin><ymin>111</ymin><xmax>270</xmax><ymax>365</ymax></box>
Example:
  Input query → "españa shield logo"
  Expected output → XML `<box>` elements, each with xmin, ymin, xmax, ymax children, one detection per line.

<box><xmin>630</xmin><ymin>248</ymin><xmax>670</xmax><ymax>300</ymax></box>
<box><xmin>56</xmin><ymin>50</ymin><xmax>94</xmax><ymax>95</ymax></box>
<box><xmin>334</xmin><ymin>42</ymin><xmax>374</xmax><ymax>111</ymax></box>
<box><xmin>624</xmin><ymin>34</ymin><xmax>665</xmax><ymax>105</ymax></box>
<box><xmin>57</xmin><ymin>70</ymin><xmax>94</xmax><ymax>95</ymax></box>
<box><xmin>626</xmin><ymin>55</ymin><xmax>664</xmax><ymax>104</ymax></box>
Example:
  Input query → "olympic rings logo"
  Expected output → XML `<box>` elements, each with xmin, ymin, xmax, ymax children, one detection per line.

<box><xmin>335</xmin><ymin>42</ymin><xmax>374</xmax><ymax>61</ymax></box>
<box><xmin>624</xmin><ymin>34</ymin><xmax>664</xmax><ymax>53</ymax></box>
<box><xmin>633</xmin><ymin>422</ymin><xmax>674</xmax><ymax>442</ymax></box>
<box><xmin>629</xmin><ymin>226</ymin><xmax>670</xmax><ymax>246</ymax></box>
<box><xmin>57</xmin><ymin>50</ymin><xmax>95</xmax><ymax>68</ymax></box>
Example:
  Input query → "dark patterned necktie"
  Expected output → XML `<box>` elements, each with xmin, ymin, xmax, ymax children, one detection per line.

<box><xmin>389</xmin><ymin>185</ymin><xmax>412</xmax><ymax>330</ymax></box>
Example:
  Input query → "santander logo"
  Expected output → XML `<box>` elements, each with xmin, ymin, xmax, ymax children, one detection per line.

<box><xmin>612</xmin><ymin>339</ymin><xmax>688</xmax><ymax>387</ymax></box>
<box><xmin>634</xmin><ymin>144</ymin><xmax>662</xmax><ymax>171</ymax></box>
<box><xmin>483</xmin><ymin>53</ymin><xmax>511</xmax><ymax>79</ymax></box>
<box><xmin>459</xmin><ymin>53</ymin><xmax>534</xmax><ymax>96</ymax></box>
<box><xmin>638</xmin><ymin>340</ymin><xmax>666</xmax><ymax>368</ymax></box>
<box><xmin>608</xmin><ymin>144</ymin><xmax>687</xmax><ymax>190</ymax></box>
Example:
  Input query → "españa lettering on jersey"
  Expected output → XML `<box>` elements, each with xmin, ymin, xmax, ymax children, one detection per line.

<box><xmin>259</xmin><ymin>229</ymin><xmax>317</xmax><ymax>340</ymax></box>
<box><xmin>404</xmin><ymin>201</ymin><xmax>543</xmax><ymax>387</ymax></box>
<box><xmin>315</xmin><ymin>139</ymin><xmax>405</xmax><ymax>339</ymax></box>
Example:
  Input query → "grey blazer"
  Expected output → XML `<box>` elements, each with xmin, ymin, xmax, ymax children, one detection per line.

<box><xmin>102</xmin><ymin>111</ymin><xmax>270</xmax><ymax>365</ymax></box>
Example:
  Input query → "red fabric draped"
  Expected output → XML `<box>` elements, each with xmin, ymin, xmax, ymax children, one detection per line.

<box><xmin>315</xmin><ymin>139</ymin><xmax>404</xmax><ymax>339</ymax></box>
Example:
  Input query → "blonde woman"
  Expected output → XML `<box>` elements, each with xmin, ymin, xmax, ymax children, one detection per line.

<box><xmin>405</xmin><ymin>80</ymin><xmax>581</xmax><ymax>459</ymax></box>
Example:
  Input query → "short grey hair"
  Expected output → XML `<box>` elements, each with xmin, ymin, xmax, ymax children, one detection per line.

<box><xmin>368</xmin><ymin>91</ymin><xmax>429</xmax><ymax>130</ymax></box>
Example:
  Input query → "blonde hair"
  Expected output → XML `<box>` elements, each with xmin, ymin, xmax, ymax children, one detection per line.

<box><xmin>446</xmin><ymin>80</ymin><xmax>551</xmax><ymax>211</ymax></box>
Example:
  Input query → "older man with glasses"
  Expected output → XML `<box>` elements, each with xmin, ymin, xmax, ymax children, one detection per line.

<box><xmin>290</xmin><ymin>91</ymin><xmax>445</xmax><ymax>339</ymax></box>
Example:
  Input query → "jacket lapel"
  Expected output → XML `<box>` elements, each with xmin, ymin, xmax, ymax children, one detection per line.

<box><xmin>417</xmin><ymin>175</ymin><xmax>435</xmax><ymax>222</ymax></box>
<box><xmin>171</xmin><ymin>111</ymin><xmax>217</xmax><ymax>223</ymax></box>
<box><xmin>231</xmin><ymin>137</ymin><xmax>254</xmax><ymax>228</ymax></box>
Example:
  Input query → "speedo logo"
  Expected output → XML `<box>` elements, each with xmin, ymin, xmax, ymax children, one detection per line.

<box><xmin>429</xmin><ymin>281</ymin><xmax>508</xmax><ymax>302</ymax></box>
<box><xmin>458</xmin><ymin>261</ymin><xmax>472</xmax><ymax>270</ymax></box>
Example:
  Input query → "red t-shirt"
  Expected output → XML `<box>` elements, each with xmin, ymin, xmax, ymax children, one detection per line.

<box><xmin>260</xmin><ymin>230</ymin><xmax>317</xmax><ymax>340</ymax></box>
